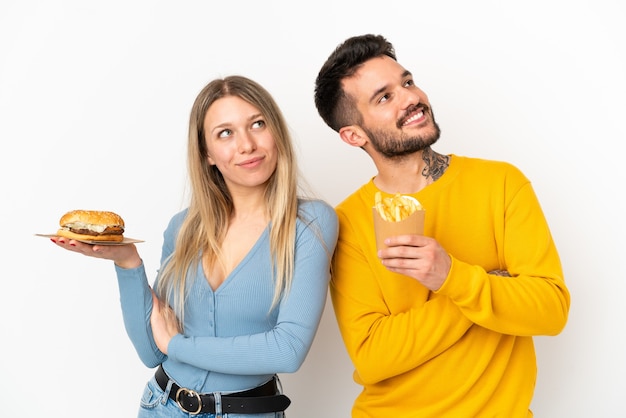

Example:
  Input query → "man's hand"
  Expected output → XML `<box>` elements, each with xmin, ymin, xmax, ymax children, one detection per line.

<box><xmin>377</xmin><ymin>234</ymin><xmax>451</xmax><ymax>291</ymax></box>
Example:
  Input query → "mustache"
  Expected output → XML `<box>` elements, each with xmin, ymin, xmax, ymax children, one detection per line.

<box><xmin>397</xmin><ymin>104</ymin><xmax>430</xmax><ymax>128</ymax></box>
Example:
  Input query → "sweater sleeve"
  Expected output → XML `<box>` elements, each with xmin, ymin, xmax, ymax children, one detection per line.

<box><xmin>115</xmin><ymin>262</ymin><xmax>164</xmax><ymax>367</ymax></box>
<box><xmin>437</xmin><ymin>180</ymin><xmax>570</xmax><ymax>336</ymax></box>
<box><xmin>166</xmin><ymin>201</ymin><xmax>339</xmax><ymax>375</ymax></box>
<box><xmin>330</xmin><ymin>208</ymin><xmax>474</xmax><ymax>384</ymax></box>
<box><xmin>114</xmin><ymin>211</ymin><xmax>182</xmax><ymax>368</ymax></box>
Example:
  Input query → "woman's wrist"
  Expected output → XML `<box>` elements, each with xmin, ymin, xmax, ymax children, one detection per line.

<box><xmin>115</xmin><ymin>257</ymin><xmax>142</xmax><ymax>269</ymax></box>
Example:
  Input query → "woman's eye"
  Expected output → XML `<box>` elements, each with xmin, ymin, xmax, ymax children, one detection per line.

<box><xmin>252</xmin><ymin>120</ymin><xmax>265</xmax><ymax>129</ymax></box>
<box><xmin>218</xmin><ymin>129</ymin><xmax>232</xmax><ymax>138</ymax></box>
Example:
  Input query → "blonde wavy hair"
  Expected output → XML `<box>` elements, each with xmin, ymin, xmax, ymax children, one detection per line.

<box><xmin>156</xmin><ymin>76</ymin><xmax>299</xmax><ymax>327</ymax></box>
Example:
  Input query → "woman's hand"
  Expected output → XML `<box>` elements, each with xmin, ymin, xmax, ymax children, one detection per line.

<box><xmin>150</xmin><ymin>290</ymin><xmax>181</xmax><ymax>355</ymax></box>
<box><xmin>50</xmin><ymin>237</ymin><xmax>142</xmax><ymax>269</ymax></box>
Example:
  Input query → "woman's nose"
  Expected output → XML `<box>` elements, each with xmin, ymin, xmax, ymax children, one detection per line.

<box><xmin>237</xmin><ymin>132</ymin><xmax>256</xmax><ymax>153</ymax></box>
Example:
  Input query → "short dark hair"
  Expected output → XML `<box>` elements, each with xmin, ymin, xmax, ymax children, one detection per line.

<box><xmin>314</xmin><ymin>34</ymin><xmax>397</xmax><ymax>132</ymax></box>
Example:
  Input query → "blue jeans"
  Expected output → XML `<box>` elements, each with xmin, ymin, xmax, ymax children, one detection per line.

<box><xmin>137</xmin><ymin>375</ymin><xmax>286</xmax><ymax>418</ymax></box>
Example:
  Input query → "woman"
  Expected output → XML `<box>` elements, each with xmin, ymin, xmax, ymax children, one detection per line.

<box><xmin>51</xmin><ymin>75</ymin><xmax>338</xmax><ymax>417</ymax></box>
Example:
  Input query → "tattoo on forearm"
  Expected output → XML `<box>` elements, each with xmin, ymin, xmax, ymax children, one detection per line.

<box><xmin>488</xmin><ymin>269</ymin><xmax>512</xmax><ymax>277</ymax></box>
<box><xmin>422</xmin><ymin>149</ymin><xmax>450</xmax><ymax>181</ymax></box>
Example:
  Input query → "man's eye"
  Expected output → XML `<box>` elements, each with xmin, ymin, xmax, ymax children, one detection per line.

<box><xmin>218</xmin><ymin>129</ymin><xmax>232</xmax><ymax>138</ymax></box>
<box><xmin>404</xmin><ymin>79</ymin><xmax>415</xmax><ymax>87</ymax></box>
<box><xmin>379</xmin><ymin>94</ymin><xmax>390</xmax><ymax>103</ymax></box>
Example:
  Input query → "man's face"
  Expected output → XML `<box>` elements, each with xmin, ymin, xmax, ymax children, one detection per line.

<box><xmin>342</xmin><ymin>56</ymin><xmax>441</xmax><ymax>158</ymax></box>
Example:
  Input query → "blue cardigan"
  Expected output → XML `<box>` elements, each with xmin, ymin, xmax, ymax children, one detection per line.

<box><xmin>115</xmin><ymin>199</ymin><xmax>338</xmax><ymax>393</ymax></box>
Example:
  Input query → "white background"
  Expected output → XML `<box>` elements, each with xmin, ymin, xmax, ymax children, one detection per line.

<box><xmin>1</xmin><ymin>1</ymin><xmax>624</xmax><ymax>417</ymax></box>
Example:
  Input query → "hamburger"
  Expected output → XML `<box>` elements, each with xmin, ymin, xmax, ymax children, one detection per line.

<box><xmin>57</xmin><ymin>210</ymin><xmax>125</xmax><ymax>242</ymax></box>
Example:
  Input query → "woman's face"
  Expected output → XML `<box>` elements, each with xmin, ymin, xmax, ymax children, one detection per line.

<box><xmin>203</xmin><ymin>96</ymin><xmax>278</xmax><ymax>193</ymax></box>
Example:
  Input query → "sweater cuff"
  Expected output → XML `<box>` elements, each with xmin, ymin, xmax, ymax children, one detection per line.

<box><xmin>435</xmin><ymin>256</ymin><xmax>464</xmax><ymax>297</ymax></box>
<box><xmin>166</xmin><ymin>333</ymin><xmax>186</xmax><ymax>361</ymax></box>
<box><xmin>114</xmin><ymin>261</ymin><xmax>146</xmax><ymax>289</ymax></box>
<box><xmin>435</xmin><ymin>256</ymin><xmax>484</xmax><ymax>305</ymax></box>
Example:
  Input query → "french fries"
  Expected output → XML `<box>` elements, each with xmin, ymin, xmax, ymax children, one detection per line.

<box><xmin>374</xmin><ymin>192</ymin><xmax>423</xmax><ymax>222</ymax></box>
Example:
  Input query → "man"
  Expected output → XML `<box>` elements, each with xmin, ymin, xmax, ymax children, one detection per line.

<box><xmin>314</xmin><ymin>34</ymin><xmax>570</xmax><ymax>417</ymax></box>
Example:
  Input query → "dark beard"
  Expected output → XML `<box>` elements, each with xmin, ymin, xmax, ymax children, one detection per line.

<box><xmin>364</xmin><ymin>108</ymin><xmax>442</xmax><ymax>159</ymax></box>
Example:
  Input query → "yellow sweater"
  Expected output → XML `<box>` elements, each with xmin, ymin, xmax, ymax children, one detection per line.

<box><xmin>331</xmin><ymin>155</ymin><xmax>570</xmax><ymax>418</ymax></box>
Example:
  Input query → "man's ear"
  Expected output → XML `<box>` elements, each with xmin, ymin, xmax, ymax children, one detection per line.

<box><xmin>339</xmin><ymin>125</ymin><xmax>368</xmax><ymax>148</ymax></box>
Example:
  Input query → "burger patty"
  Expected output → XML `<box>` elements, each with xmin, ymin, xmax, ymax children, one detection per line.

<box><xmin>69</xmin><ymin>226</ymin><xmax>124</xmax><ymax>236</ymax></box>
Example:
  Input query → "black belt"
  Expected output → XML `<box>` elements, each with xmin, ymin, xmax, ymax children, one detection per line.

<box><xmin>155</xmin><ymin>365</ymin><xmax>291</xmax><ymax>415</ymax></box>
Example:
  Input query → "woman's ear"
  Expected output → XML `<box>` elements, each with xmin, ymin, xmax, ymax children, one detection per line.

<box><xmin>207</xmin><ymin>155</ymin><xmax>216</xmax><ymax>166</ymax></box>
<box><xmin>339</xmin><ymin>125</ymin><xmax>368</xmax><ymax>148</ymax></box>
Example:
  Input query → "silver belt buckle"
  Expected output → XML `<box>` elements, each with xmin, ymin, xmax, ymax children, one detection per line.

<box><xmin>175</xmin><ymin>387</ymin><xmax>203</xmax><ymax>415</ymax></box>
